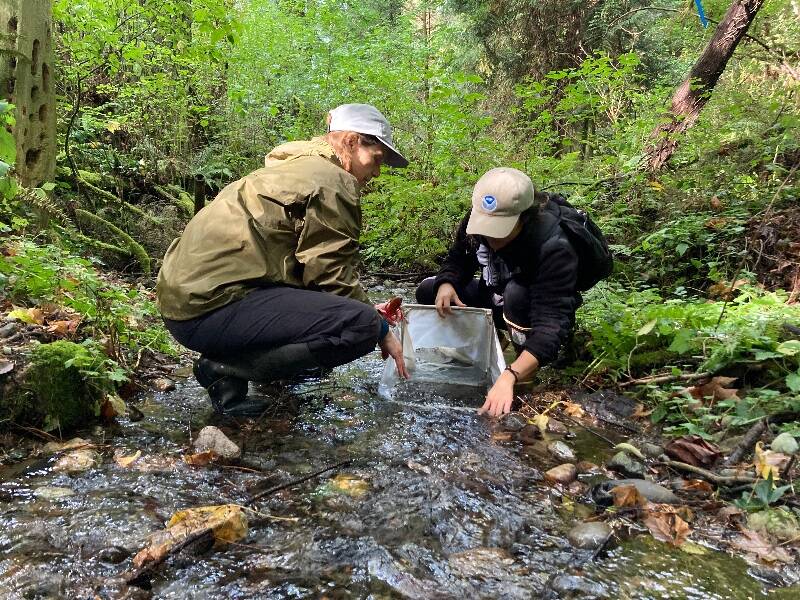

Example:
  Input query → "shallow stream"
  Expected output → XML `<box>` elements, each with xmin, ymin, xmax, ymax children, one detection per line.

<box><xmin>1</xmin><ymin>341</ymin><xmax>798</xmax><ymax>598</ymax></box>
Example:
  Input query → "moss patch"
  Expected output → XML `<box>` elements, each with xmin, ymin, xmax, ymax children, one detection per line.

<box><xmin>25</xmin><ymin>341</ymin><xmax>103</xmax><ymax>431</ymax></box>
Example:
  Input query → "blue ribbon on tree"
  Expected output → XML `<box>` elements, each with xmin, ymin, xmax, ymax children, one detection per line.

<box><xmin>694</xmin><ymin>0</ymin><xmax>709</xmax><ymax>28</ymax></box>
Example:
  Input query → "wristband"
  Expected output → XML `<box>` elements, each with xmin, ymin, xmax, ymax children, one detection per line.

<box><xmin>504</xmin><ymin>365</ymin><xmax>520</xmax><ymax>383</ymax></box>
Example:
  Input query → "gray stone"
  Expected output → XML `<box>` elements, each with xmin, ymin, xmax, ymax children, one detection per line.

<box><xmin>546</xmin><ymin>418</ymin><xmax>569</xmax><ymax>434</ymax></box>
<box><xmin>548</xmin><ymin>441</ymin><xmax>576</xmax><ymax>462</ymax></box>
<box><xmin>96</xmin><ymin>545</ymin><xmax>132</xmax><ymax>564</ymax></box>
<box><xmin>500</xmin><ymin>411</ymin><xmax>528</xmax><ymax>432</ymax></box>
<box><xmin>770</xmin><ymin>432</ymin><xmax>799</xmax><ymax>455</ymax></box>
<box><xmin>193</xmin><ymin>426</ymin><xmax>241</xmax><ymax>459</ymax></box>
<box><xmin>551</xmin><ymin>574</ymin><xmax>609</xmax><ymax>598</ymax></box>
<box><xmin>606</xmin><ymin>451</ymin><xmax>646</xmax><ymax>479</ymax></box>
<box><xmin>640</xmin><ymin>442</ymin><xmax>664</xmax><ymax>458</ymax></box>
<box><xmin>0</xmin><ymin>322</ymin><xmax>19</xmax><ymax>338</ymax></box>
<box><xmin>609</xmin><ymin>479</ymin><xmax>679</xmax><ymax>504</ymax></box>
<box><xmin>566</xmin><ymin>522</ymin><xmax>613</xmax><ymax>550</ymax></box>
<box><xmin>545</xmin><ymin>463</ymin><xmax>577</xmax><ymax>484</ymax></box>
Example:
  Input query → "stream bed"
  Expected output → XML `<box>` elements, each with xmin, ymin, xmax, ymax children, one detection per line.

<box><xmin>1</xmin><ymin>346</ymin><xmax>798</xmax><ymax>598</ymax></box>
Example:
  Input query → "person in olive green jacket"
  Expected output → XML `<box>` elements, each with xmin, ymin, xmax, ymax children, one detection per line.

<box><xmin>157</xmin><ymin>104</ymin><xmax>409</xmax><ymax>416</ymax></box>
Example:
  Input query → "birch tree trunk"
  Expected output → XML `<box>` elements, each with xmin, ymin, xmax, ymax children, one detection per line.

<box><xmin>0</xmin><ymin>0</ymin><xmax>56</xmax><ymax>187</ymax></box>
<box><xmin>646</xmin><ymin>0</ymin><xmax>765</xmax><ymax>171</ymax></box>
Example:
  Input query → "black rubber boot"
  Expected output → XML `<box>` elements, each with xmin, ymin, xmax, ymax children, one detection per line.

<box><xmin>193</xmin><ymin>357</ymin><xmax>251</xmax><ymax>415</ymax></box>
<box><xmin>222</xmin><ymin>342</ymin><xmax>325</xmax><ymax>384</ymax></box>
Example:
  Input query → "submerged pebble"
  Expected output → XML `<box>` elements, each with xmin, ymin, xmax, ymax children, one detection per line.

<box><xmin>501</xmin><ymin>412</ymin><xmax>528</xmax><ymax>431</ymax></box>
<box><xmin>545</xmin><ymin>463</ymin><xmax>577</xmax><ymax>485</ymax></box>
<box><xmin>566</xmin><ymin>522</ymin><xmax>612</xmax><ymax>550</ymax></box>
<box><xmin>32</xmin><ymin>486</ymin><xmax>75</xmax><ymax>500</ymax></box>
<box><xmin>548</xmin><ymin>441</ymin><xmax>576</xmax><ymax>462</ymax></box>
<box><xmin>606</xmin><ymin>451</ymin><xmax>645</xmax><ymax>479</ymax></box>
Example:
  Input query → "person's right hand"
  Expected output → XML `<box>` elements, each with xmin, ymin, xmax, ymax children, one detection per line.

<box><xmin>379</xmin><ymin>330</ymin><xmax>410</xmax><ymax>379</ymax></box>
<box><xmin>435</xmin><ymin>282</ymin><xmax>465</xmax><ymax>317</ymax></box>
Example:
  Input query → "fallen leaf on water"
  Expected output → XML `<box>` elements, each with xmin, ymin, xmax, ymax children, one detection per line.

<box><xmin>0</xmin><ymin>359</ymin><xmax>14</xmax><ymax>375</ymax></box>
<box><xmin>561</xmin><ymin>401</ymin><xmax>585</xmax><ymax>418</ymax></box>
<box><xmin>115</xmin><ymin>450</ymin><xmax>142</xmax><ymax>468</ymax></box>
<box><xmin>643</xmin><ymin>511</ymin><xmax>691</xmax><ymax>546</ymax></box>
<box><xmin>730</xmin><ymin>527</ymin><xmax>793</xmax><ymax>564</ymax></box>
<box><xmin>184</xmin><ymin>450</ymin><xmax>218</xmax><ymax>466</ymax></box>
<box><xmin>490</xmin><ymin>431</ymin><xmax>513</xmax><ymax>442</ymax></box>
<box><xmin>530</xmin><ymin>413</ymin><xmax>549</xmax><ymax>433</ymax></box>
<box><xmin>132</xmin><ymin>504</ymin><xmax>248</xmax><ymax>569</ymax></box>
<box><xmin>328</xmin><ymin>473</ymin><xmax>369</xmax><ymax>497</ymax></box>
<box><xmin>754</xmin><ymin>442</ymin><xmax>789</xmax><ymax>480</ymax></box>
<box><xmin>665</xmin><ymin>435</ymin><xmax>721</xmax><ymax>468</ymax></box>
<box><xmin>42</xmin><ymin>437</ymin><xmax>92</xmax><ymax>454</ymax></box>
<box><xmin>610</xmin><ymin>484</ymin><xmax>647</xmax><ymax>508</ymax></box>
<box><xmin>687</xmin><ymin>376</ymin><xmax>739</xmax><ymax>403</ymax></box>
<box><xmin>151</xmin><ymin>378</ymin><xmax>176</xmax><ymax>392</ymax></box>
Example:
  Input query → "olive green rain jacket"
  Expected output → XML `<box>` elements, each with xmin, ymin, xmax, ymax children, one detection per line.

<box><xmin>156</xmin><ymin>138</ymin><xmax>369</xmax><ymax>321</ymax></box>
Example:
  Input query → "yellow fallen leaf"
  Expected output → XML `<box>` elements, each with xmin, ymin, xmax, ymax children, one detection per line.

<box><xmin>115</xmin><ymin>450</ymin><xmax>142</xmax><ymax>468</ymax></box>
<box><xmin>329</xmin><ymin>473</ymin><xmax>369</xmax><ymax>497</ymax></box>
<box><xmin>8</xmin><ymin>306</ymin><xmax>44</xmax><ymax>324</ymax></box>
<box><xmin>133</xmin><ymin>504</ymin><xmax>248</xmax><ymax>569</ymax></box>
<box><xmin>561</xmin><ymin>401</ymin><xmax>585</xmax><ymax>418</ymax></box>
<box><xmin>754</xmin><ymin>442</ymin><xmax>789</xmax><ymax>480</ymax></box>
<box><xmin>531</xmin><ymin>413</ymin><xmax>549</xmax><ymax>433</ymax></box>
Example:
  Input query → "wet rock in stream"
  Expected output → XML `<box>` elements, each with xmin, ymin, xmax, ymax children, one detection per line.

<box><xmin>592</xmin><ymin>479</ymin><xmax>679</xmax><ymax>505</ymax></box>
<box><xmin>500</xmin><ymin>411</ymin><xmax>528</xmax><ymax>431</ymax></box>
<box><xmin>566</xmin><ymin>522</ymin><xmax>613</xmax><ymax>550</ymax></box>
<box><xmin>548</xmin><ymin>441</ymin><xmax>576</xmax><ymax>462</ymax></box>
<box><xmin>545</xmin><ymin>463</ymin><xmax>577</xmax><ymax>485</ymax></box>
<box><xmin>193</xmin><ymin>425</ymin><xmax>241</xmax><ymax>459</ymax></box>
<box><xmin>606</xmin><ymin>451</ymin><xmax>646</xmax><ymax>479</ymax></box>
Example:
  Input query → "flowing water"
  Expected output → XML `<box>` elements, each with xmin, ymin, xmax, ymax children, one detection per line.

<box><xmin>1</xmin><ymin>345</ymin><xmax>798</xmax><ymax>598</ymax></box>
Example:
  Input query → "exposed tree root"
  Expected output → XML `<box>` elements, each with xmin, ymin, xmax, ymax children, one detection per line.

<box><xmin>75</xmin><ymin>209</ymin><xmax>152</xmax><ymax>275</ymax></box>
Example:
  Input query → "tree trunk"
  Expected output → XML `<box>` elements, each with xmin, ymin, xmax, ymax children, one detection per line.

<box><xmin>0</xmin><ymin>0</ymin><xmax>57</xmax><ymax>187</ymax></box>
<box><xmin>646</xmin><ymin>0</ymin><xmax>765</xmax><ymax>171</ymax></box>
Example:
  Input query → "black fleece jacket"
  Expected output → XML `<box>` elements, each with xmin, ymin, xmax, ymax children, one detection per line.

<box><xmin>433</xmin><ymin>198</ymin><xmax>582</xmax><ymax>366</ymax></box>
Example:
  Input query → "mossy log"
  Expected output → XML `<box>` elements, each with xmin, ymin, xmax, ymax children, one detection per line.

<box><xmin>81</xmin><ymin>179</ymin><xmax>163</xmax><ymax>226</ymax></box>
<box><xmin>153</xmin><ymin>184</ymin><xmax>193</xmax><ymax>217</ymax></box>
<box><xmin>75</xmin><ymin>208</ymin><xmax>152</xmax><ymax>275</ymax></box>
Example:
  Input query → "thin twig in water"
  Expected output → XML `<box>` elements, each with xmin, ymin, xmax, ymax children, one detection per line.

<box><xmin>559</xmin><ymin>414</ymin><xmax>616</xmax><ymax>447</ymax></box>
<box><xmin>659</xmin><ymin>459</ymin><xmax>756</xmax><ymax>485</ymax></box>
<box><xmin>245</xmin><ymin>460</ymin><xmax>354</xmax><ymax>506</ymax></box>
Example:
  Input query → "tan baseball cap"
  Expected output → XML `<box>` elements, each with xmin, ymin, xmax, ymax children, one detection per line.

<box><xmin>466</xmin><ymin>167</ymin><xmax>535</xmax><ymax>238</ymax></box>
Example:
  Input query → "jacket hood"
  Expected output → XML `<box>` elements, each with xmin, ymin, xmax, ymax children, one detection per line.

<box><xmin>264</xmin><ymin>137</ymin><xmax>341</xmax><ymax>168</ymax></box>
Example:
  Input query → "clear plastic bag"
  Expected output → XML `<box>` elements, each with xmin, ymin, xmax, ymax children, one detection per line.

<box><xmin>378</xmin><ymin>304</ymin><xmax>506</xmax><ymax>399</ymax></box>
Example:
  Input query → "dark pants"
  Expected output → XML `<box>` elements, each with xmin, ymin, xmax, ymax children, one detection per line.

<box><xmin>415</xmin><ymin>277</ymin><xmax>531</xmax><ymax>335</ymax></box>
<box><xmin>164</xmin><ymin>286</ymin><xmax>381</xmax><ymax>369</ymax></box>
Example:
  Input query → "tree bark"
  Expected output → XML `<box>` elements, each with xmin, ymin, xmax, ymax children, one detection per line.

<box><xmin>646</xmin><ymin>0</ymin><xmax>765</xmax><ymax>171</ymax></box>
<box><xmin>0</xmin><ymin>0</ymin><xmax>57</xmax><ymax>187</ymax></box>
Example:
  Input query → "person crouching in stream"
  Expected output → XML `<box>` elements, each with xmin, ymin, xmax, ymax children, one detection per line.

<box><xmin>156</xmin><ymin>104</ymin><xmax>410</xmax><ymax>417</ymax></box>
<box><xmin>416</xmin><ymin>168</ymin><xmax>589</xmax><ymax>418</ymax></box>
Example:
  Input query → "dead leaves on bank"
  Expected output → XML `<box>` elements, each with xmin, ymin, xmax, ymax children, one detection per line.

<box><xmin>731</xmin><ymin>527</ymin><xmax>793</xmax><ymax>564</ymax></box>
<box><xmin>609</xmin><ymin>484</ymin><xmax>693</xmax><ymax>548</ymax></box>
<box><xmin>665</xmin><ymin>435</ymin><xmax>722</xmax><ymax>468</ymax></box>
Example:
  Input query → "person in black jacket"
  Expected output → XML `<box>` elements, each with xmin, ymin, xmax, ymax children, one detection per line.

<box><xmin>415</xmin><ymin>167</ymin><xmax>582</xmax><ymax>417</ymax></box>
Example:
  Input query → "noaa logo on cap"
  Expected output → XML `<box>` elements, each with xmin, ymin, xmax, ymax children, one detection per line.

<box><xmin>481</xmin><ymin>195</ymin><xmax>497</xmax><ymax>212</ymax></box>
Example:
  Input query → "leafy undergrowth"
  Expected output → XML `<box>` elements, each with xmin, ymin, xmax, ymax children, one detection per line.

<box><xmin>0</xmin><ymin>236</ymin><xmax>176</xmax><ymax>430</ymax></box>
<box><xmin>574</xmin><ymin>282</ymin><xmax>800</xmax><ymax>440</ymax></box>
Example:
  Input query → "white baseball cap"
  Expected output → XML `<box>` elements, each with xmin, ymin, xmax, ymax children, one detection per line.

<box><xmin>328</xmin><ymin>104</ymin><xmax>409</xmax><ymax>168</ymax></box>
<box><xmin>466</xmin><ymin>167</ymin><xmax>535</xmax><ymax>238</ymax></box>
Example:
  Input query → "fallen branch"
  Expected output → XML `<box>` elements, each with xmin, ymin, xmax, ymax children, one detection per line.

<box><xmin>659</xmin><ymin>459</ymin><xmax>756</xmax><ymax>485</ymax></box>
<box><xmin>619</xmin><ymin>371</ymin><xmax>711</xmax><ymax>388</ymax></box>
<box><xmin>245</xmin><ymin>459</ymin><xmax>353</xmax><ymax>506</ymax></box>
<box><xmin>722</xmin><ymin>418</ymin><xmax>768</xmax><ymax>467</ymax></box>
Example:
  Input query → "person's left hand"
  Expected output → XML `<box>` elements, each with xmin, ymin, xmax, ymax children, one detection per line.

<box><xmin>375</xmin><ymin>296</ymin><xmax>403</xmax><ymax>326</ymax></box>
<box><xmin>379</xmin><ymin>330</ymin><xmax>410</xmax><ymax>379</ymax></box>
<box><xmin>478</xmin><ymin>370</ymin><xmax>516</xmax><ymax>417</ymax></box>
